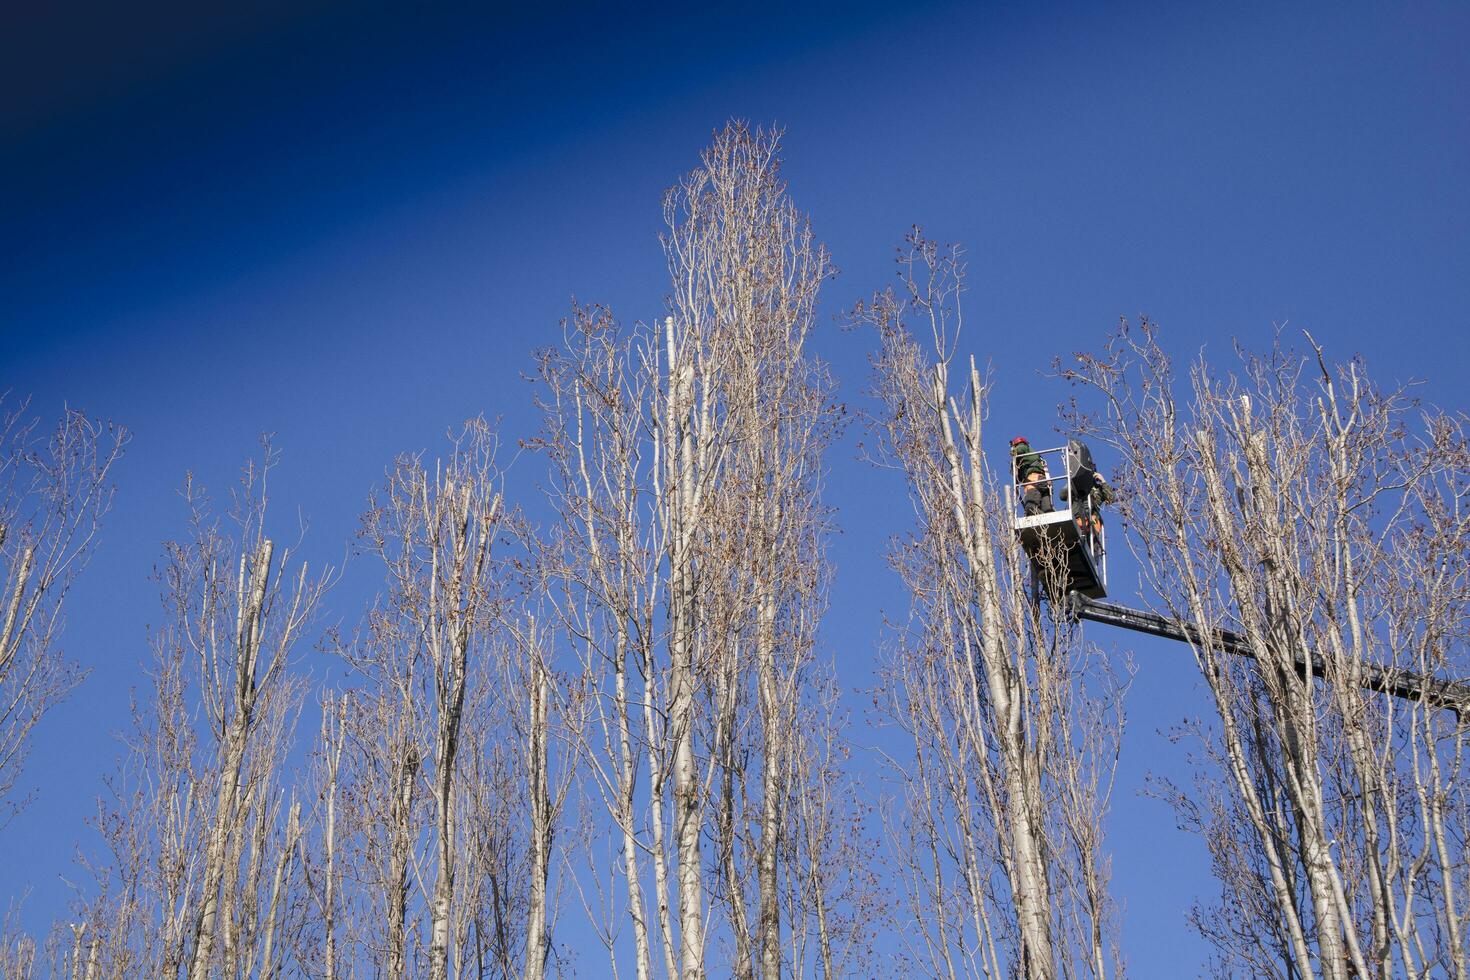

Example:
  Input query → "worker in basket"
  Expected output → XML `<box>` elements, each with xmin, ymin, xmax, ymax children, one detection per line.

<box><xmin>1075</xmin><ymin>471</ymin><xmax>1115</xmax><ymax>556</ymax></box>
<box><xmin>1010</xmin><ymin>436</ymin><xmax>1053</xmax><ymax>515</ymax></box>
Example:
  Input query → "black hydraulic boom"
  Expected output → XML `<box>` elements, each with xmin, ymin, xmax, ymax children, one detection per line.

<box><xmin>1070</xmin><ymin>596</ymin><xmax>1470</xmax><ymax>717</ymax></box>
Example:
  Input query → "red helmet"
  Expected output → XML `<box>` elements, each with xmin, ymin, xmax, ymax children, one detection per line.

<box><xmin>1010</xmin><ymin>436</ymin><xmax>1029</xmax><ymax>447</ymax></box>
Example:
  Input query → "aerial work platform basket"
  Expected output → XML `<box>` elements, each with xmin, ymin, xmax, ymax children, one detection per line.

<box><xmin>1012</xmin><ymin>439</ymin><xmax>1108</xmax><ymax>599</ymax></box>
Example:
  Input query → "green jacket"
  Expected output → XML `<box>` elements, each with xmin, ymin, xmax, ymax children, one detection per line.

<box><xmin>1011</xmin><ymin>441</ymin><xmax>1047</xmax><ymax>481</ymax></box>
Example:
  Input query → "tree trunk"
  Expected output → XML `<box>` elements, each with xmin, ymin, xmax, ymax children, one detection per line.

<box><xmin>667</xmin><ymin>317</ymin><xmax>707</xmax><ymax>979</ymax></box>
<box><xmin>523</xmin><ymin>653</ymin><xmax>551</xmax><ymax>980</ymax></box>
<box><xmin>756</xmin><ymin>586</ymin><xmax>781</xmax><ymax>980</ymax></box>
<box><xmin>189</xmin><ymin>541</ymin><xmax>273</xmax><ymax>980</ymax></box>
<box><xmin>937</xmin><ymin>364</ymin><xmax>1057</xmax><ymax>978</ymax></box>
<box><xmin>387</xmin><ymin>736</ymin><xmax>416</xmax><ymax>980</ymax></box>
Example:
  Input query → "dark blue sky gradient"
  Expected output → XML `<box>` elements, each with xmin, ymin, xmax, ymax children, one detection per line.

<box><xmin>3</xmin><ymin>2</ymin><xmax>1467</xmax><ymax>972</ymax></box>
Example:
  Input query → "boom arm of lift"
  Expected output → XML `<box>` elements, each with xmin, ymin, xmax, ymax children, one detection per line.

<box><xmin>1069</xmin><ymin>594</ymin><xmax>1470</xmax><ymax>718</ymax></box>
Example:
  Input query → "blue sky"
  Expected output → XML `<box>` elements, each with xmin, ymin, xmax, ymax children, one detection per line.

<box><xmin>3</xmin><ymin>1</ymin><xmax>1467</xmax><ymax>972</ymax></box>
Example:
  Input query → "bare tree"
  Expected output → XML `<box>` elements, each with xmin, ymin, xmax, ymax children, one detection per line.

<box><xmin>347</xmin><ymin>417</ymin><xmax>509</xmax><ymax>979</ymax></box>
<box><xmin>296</xmin><ymin>689</ymin><xmax>351</xmax><ymax>980</ymax></box>
<box><xmin>1060</xmin><ymin>321</ymin><xmax>1469</xmax><ymax>979</ymax></box>
<box><xmin>695</xmin><ymin>127</ymin><xmax>836</xmax><ymax>980</ymax></box>
<box><xmin>780</xmin><ymin>668</ymin><xmax>884</xmax><ymax>979</ymax></box>
<box><xmin>0</xmin><ymin>396</ymin><xmax>125</xmax><ymax>825</ymax></box>
<box><xmin>501</xmin><ymin>611</ymin><xmax>577</xmax><ymax>980</ymax></box>
<box><xmin>451</xmin><ymin>633</ymin><xmax>533</xmax><ymax>980</ymax></box>
<box><xmin>78</xmin><ymin>590</ymin><xmax>207</xmax><ymax>977</ymax></box>
<box><xmin>179</xmin><ymin>448</ymin><xmax>327</xmax><ymax>980</ymax></box>
<box><xmin>336</xmin><ymin>417</ymin><xmax>576</xmax><ymax>979</ymax></box>
<box><xmin>534</xmin><ymin>123</ymin><xmax>857</xmax><ymax>979</ymax></box>
<box><xmin>1</xmin><ymin>900</ymin><xmax>38</xmax><ymax>979</ymax></box>
<box><xmin>860</xmin><ymin>232</ymin><xmax>1126</xmax><ymax>979</ymax></box>
<box><xmin>59</xmin><ymin>445</ymin><xmax>324</xmax><ymax>979</ymax></box>
<box><xmin>335</xmin><ymin>645</ymin><xmax>423</xmax><ymax>977</ymax></box>
<box><xmin>533</xmin><ymin>302</ymin><xmax>671</xmax><ymax>979</ymax></box>
<box><xmin>663</xmin><ymin>121</ymin><xmax>847</xmax><ymax>980</ymax></box>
